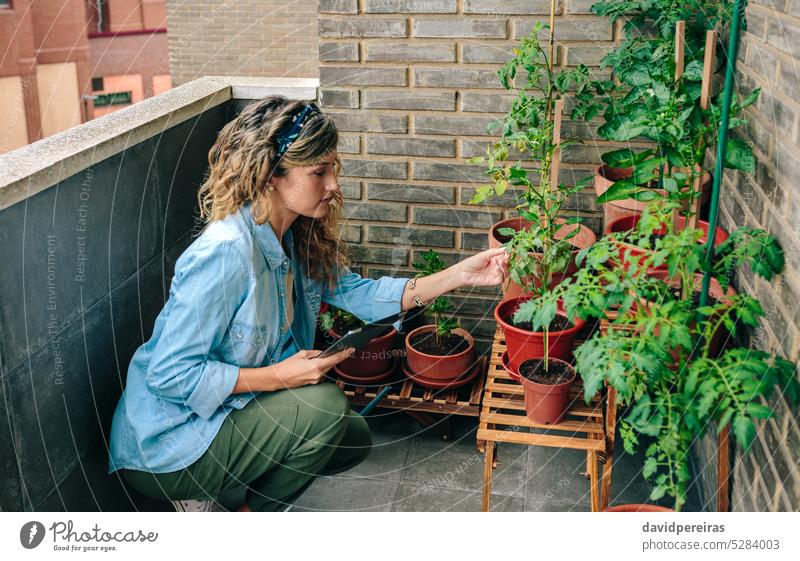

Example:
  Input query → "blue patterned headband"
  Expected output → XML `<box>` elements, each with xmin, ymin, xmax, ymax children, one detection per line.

<box><xmin>273</xmin><ymin>104</ymin><xmax>319</xmax><ymax>160</ymax></box>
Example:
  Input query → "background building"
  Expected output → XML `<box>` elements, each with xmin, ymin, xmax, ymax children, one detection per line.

<box><xmin>0</xmin><ymin>0</ymin><xmax>170</xmax><ymax>154</ymax></box>
<box><xmin>165</xmin><ymin>0</ymin><xmax>319</xmax><ymax>85</ymax></box>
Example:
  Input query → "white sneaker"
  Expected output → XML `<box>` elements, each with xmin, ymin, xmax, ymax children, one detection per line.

<box><xmin>171</xmin><ymin>499</ymin><xmax>227</xmax><ymax>512</ymax></box>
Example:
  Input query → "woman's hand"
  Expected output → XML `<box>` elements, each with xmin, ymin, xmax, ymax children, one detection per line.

<box><xmin>268</xmin><ymin>348</ymin><xmax>355</xmax><ymax>390</ymax></box>
<box><xmin>453</xmin><ymin>247</ymin><xmax>510</xmax><ymax>288</ymax></box>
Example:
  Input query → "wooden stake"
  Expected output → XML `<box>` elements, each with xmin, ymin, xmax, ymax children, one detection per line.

<box><xmin>717</xmin><ymin>425</ymin><xmax>730</xmax><ymax>512</ymax></box>
<box><xmin>674</xmin><ymin>20</ymin><xmax>686</xmax><ymax>81</ymax></box>
<box><xmin>671</xmin><ymin>21</ymin><xmax>686</xmax><ymax>233</ymax></box>
<box><xmin>548</xmin><ymin>0</ymin><xmax>557</xmax><ymax>72</ymax></box>
<box><xmin>688</xmin><ymin>30</ymin><xmax>717</xmax><ymax>229</ymax></box>
<box><xmin>549</xmin><ymin>98</ymin><xmax>564</xmax><ymax>210</ymax></box>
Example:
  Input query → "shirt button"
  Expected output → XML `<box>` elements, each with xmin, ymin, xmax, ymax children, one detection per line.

<box><xmin>236</xmin><ymin>332</ymin><xmax>243</xmax><ymax>340</ymax></box>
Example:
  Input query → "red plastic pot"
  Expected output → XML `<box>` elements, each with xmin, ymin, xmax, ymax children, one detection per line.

<box><xmin>405</xmin><ymin>325</ymin><xmax>475</xmax><ymax>380</ymax></box>
<box><xmin>330</xmin><ymin>326</ymin><xmax>397</xmax><ymax>378</ymax></box>
<box><xmin>604</xmin><ymin>504</ymin><xmax>672</xmax><ymax>512</ymax></box>
<box><xmin>488</xmin><ymin>216</ymin><xmax>596</xmax><ymax>301</ymax></box>
<box><xmin>518</xmin><ymin>357</ymin><xmax>577</xmax><ymax>424</ymax></box>
<box><xmin>594</xmin><ymin>164</ymin><xmax>711</xmax><ymax>231</ymax></box>
<box><xmin>494</xmin><ymin>296</ymin><xmax>585</xmax><ymax>374</ymax></box>
<box><xmin>643</xmin><ymin>270</ymin><xmax>736</xmax><ymax>359</ymax></box>
<box><xmin>606</xmin><ymin>214</ymin><xmax>729</xmax><ymax>269</ymax></box>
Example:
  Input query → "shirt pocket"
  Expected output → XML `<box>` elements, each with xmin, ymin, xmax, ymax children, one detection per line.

<box><xmin>226</xmin><ymin>321</ymin><xmax>273</xmax><ymax>367</ymax></box>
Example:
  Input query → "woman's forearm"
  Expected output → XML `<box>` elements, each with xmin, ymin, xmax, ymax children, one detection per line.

<box><xmin>232</xmin><ymin>365</ymin><xmax>280</xmax><ymax>394</ymax></box>
<box><xmin>400</xmin><ymin>264</ymin><xmax>466</xmax><ymax>311</ymax></box>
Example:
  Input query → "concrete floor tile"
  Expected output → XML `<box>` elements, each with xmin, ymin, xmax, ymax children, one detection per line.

<box><xmin>392</xmin><ymin>483</ymin><xmax>523</xmax><ymax>512</ymax></box>
<box><xmin>402</xmin><ymin>425</ymin><xmax>527</xmax><ymax>497</ymax></box>
<box><xmin>290</xmin><ymin>476</ymin><xmax>400</xmax><ymax>512</ymax></box>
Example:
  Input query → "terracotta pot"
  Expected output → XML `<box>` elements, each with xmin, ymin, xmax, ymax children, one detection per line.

<box><xmin>644</xmin><ymin>270</ymin><xmax>737</xmax><ymax>359</ymax></box>
<box><xmin>494</xmin><ymin>296</ymin><xmax>585</xmax><ymax>374</ymax></box>
<box><xmin>604</xmin><ymin>504</ymin><xmax>673</xmax><ymax>512</ymax></box>
<box><xmin>330</xmin><ymin>327</ymin><xmax>397</xmax><ymax>378</ymax></box>
<box><xmin>405</xmin><ymin>325</ymin><xmax>475</xmax><ymax>380</ymax></box>
<box><xmin>594</xmin><ymin>164</ymin><xmax>712</xmax><ymax>231</ymax></box>
<box><xmin>488</xmin><ymin>216</ymin><xmax>596</xmax><ymax>301</ymax></box>
<box><xmin>518</xmin><ymin>357</ymin><xmax>577</xmax><ymax>424</ymax></box>
<box><xmin>606</xmin><ymin>214</ymin><xmax>729</xmax><ymax>270</ymax></box>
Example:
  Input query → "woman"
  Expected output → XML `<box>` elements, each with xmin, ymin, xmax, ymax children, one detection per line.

<box><xmin>107</xmin><ymin>95</ymin><xmax>509</xmax><ymax>512</ymax></box>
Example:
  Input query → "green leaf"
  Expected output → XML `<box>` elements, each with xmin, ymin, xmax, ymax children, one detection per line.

<box><xmin>598</xmin><ymin>117</ymin><xmax>649</xmax><ymax>141</ymax></box>
<box><xmin>643</xmin><ymin>457</ymin><xmax>658</xmax><ymax>478</ymax></box>
<box><xmin>596</xmin><ymin>178</ymin><xmax>639</xmax><ymax>203</ymax></box>
<box><xmin>649</xmin><ymin>485</ymin><xmax>667</xmax><ymax>501</ymax></box>
<box><xmin>733</xmin><ymin>415</ymin><xmax>756</xmax><ymax>450</ymax></box>
<box><xmin>745</xmin><ymin>403</ymin><xmax>772</xmax><ymax>419</ymax></box>
<box><xmin>724</xmin><ymin>137</ymin><xmax>755</xmax><ymax>173</ymax></box>
<box><xmin>683</xmin><ymin>60</ymin><xmax>703</xmax><ymax>81</ymax></box>
<box><xmin>601</xmin><ymin>149</ymin><xmax>636</xmax><ymax>168</ymax></box>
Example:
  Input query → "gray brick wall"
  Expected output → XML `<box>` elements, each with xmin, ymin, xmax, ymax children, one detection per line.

<box><xmin>693</xmin><ymin>1</ymin><xmax>800</xmax><ymax>512</ymax></box>
<box><xmin>318</xmin><ymin>2</ymin><xmax>614</xmax><ymax>355</ymax></box>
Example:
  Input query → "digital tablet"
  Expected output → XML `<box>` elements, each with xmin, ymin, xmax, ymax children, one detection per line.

<box><xmin>315</xmin><ymin>310</ymin><xmax>407</xmax><ymax>359</ymax></box>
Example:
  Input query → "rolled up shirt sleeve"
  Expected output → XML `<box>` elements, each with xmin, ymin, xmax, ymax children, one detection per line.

<box><xmin>322</xmin><ymin>266</ymin><xmax>409</xmax><ymax>328</ymax></box>
<box><xmin>145</xmin><ymin>240</ymin><xmax>248</xmax><ymax>420</ymax></box>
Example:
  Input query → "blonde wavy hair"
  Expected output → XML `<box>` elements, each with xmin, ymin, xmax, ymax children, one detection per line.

<box><xmin>198</xmin><ymin>95</ymin><xmax>349</xmax><ymax>291</ymax></box>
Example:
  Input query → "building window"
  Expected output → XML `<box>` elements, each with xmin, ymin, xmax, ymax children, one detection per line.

<box><xmin>91</xmin><ymin>77</ymin><xmax>104</xmax><ymax>91</ymax></box>
<box><xmin>0</xmin><ymin>1</ymin><xmax>12</xmax><ymax>9</ymax></box>
<box><xmin>88</xmin><ymin>0</ymin><xmax>109</xmax><ymax>33</ymax></box>
<box><xmin>94</xmin><ymin>91</ymin><xmax>132</xmax><ymax>107</ymax></box>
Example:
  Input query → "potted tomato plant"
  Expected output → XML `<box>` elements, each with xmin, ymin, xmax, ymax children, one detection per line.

<box><xmin>535</xmin><ymin>200</ymin><xmax>799</xmax><ymax>510</ymax></box>
<box><xmin>467</xmin><ymin>23</ymin><xmax>596</xmax><ymax>301</ymax></box>
<box><xmin>574</xmin><ymin>1</ymin><xmax>759</xmax><ymax>230</ymax></box>
<box><xmin>466</xmin><ymin>24</ymin><xmax>590</xmax><ymax>378</ymax></box>
<box><xmin>404</xmin><ymin>249</ymin><xmax>475</xmax><ymax>383</ymax></box>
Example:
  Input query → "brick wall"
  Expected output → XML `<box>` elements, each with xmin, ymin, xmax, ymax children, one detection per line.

<box><xmin>693</xmin><ymin>1</ymin><xmax>800</xmax><ymax>512</ymax></box>
<box><xmin>166</xmin><ymin>0</ymin><xmax>319</xmax><ymax>85</ymax></box>
<box><xmin>318</xmin><ymin>0</ymin><xmax>613</xmax><ymax>354</ymax></box>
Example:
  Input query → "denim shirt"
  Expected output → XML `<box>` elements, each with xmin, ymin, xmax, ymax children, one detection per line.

<box><xmin>107</xmin><ymin>202</ymin><xmax>408</xmax><ymax>474</ymax></box>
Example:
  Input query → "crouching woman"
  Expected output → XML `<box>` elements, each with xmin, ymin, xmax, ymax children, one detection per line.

<box><xmin>107</xmin><ymin>96</ymin><xmax>509</xmax><ymax>512</ymax></box>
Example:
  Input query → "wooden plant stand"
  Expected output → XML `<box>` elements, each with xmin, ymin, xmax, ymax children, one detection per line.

<box><xmin>334</xmin><ymin>356</ymin><xmax>487</xmax><ymax>441</ymax></box>
<box><xmin>478</xmin><ymin>326</ymin><xmax>618</xmax><ymax>512</ymax></box>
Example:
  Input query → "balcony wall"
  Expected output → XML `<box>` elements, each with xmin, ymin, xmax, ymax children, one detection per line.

<box><xmin>0</xmin><ymin>76</ymin><xmax>318</xmax><ymax>511</ymax></box>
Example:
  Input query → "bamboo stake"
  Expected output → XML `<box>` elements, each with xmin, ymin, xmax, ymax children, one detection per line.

<box><xmin>688</xmin><ymin>30</ymin><xmax>717</xmax><ymax>229</ymax></box>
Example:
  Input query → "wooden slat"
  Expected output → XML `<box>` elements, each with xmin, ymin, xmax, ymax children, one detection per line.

<box><xmin>477</xmin><ymin>428</ymin><xmax>605</xmax><ymax>451</ymax></box>
<box><xmin>481</xmin><ymin>396</ymin><xmax>601</xmax><ymax>419</ymax></box>
<box><xmin>399</xmin><ymin>379</ymin><xmax>413</xmax><ymax>400</ymax></box>
<box><xmin>481</xmin><ymin>411</ymin><xmax>605</xmax><ymax>434</ymax></box>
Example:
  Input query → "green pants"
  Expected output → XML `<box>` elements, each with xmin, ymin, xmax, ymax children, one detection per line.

<box><xmin>120</xmin><ymin>383</ymin><xmax>371</xmax><ymax>511</ymax></box>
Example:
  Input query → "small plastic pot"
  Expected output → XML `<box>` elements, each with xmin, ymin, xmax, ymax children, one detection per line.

<box><xmin>330</xmin><ymin>327</ymin><xmax>397</xmax><ymax>378</ymax></box>
<box><xmin>594</xmin><ymin>164</ymin><xmax>712</xmax><ymax>230</ymax></box>
<box><xmin>518</xmin><ymin>357</ymin><xmax>577</xmax><ymax>424</ymax></box>
<box><xmin>488</xmin><ymin>217</ymin><xmax>596</xmax><ymax>301</ymax></box>
<box><xmin>603</xmin><ymin>504</ymin><xmax>673</xmax><ymax>512</ymax></box>
<box><xmin>494</xmin><ymin>296</ymin><xmax>585</xmax><ymax>374</ymax></box>
<box><xmin>606</xmin><ymin>214</ymin><xmax>729</xmax><ymax>270</ymax></box>
<box><xmin>405</xmin><ymin>325</ymin><xmax>474</xmax><ymax>380</ymax></box>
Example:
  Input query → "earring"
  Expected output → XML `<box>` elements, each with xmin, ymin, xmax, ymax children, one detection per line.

<box><xmin>268</xmin><ymin>186</ymin><xmax>275</xmax><ymax>192</ymax></box>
